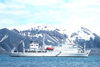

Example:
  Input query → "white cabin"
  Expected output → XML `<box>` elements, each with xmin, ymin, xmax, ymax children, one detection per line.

<box><xmin>29</xmin><ymin>41</ymin><xmax>39</xmax><ymax>51</ymax></box>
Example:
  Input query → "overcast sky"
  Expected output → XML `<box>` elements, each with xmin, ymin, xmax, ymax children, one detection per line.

<box><xmin>0</xmin><ymin>0</ymin><xmax>100</xmax><ymax>34</ymax></box>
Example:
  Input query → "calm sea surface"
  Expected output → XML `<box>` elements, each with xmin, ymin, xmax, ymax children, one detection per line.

<box><xmin>0</xmin><ymin>55</ymin><xmax>100</xmax><ymax>67</ymax></box>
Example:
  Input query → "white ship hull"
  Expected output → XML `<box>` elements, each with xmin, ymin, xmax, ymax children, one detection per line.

<box><xmin>9</xmin><ymin>50</ymin><xmax>91</xmax><ymax>57</ymax></box>
<box><xmin>10</xmin><ymin>39</ymin><xmax>91</xmax><ymax>57</ymax></box>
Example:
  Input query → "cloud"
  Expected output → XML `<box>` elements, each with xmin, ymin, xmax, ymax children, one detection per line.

<box><xmin>6</xmin><ymin>0</ymin><xmax>26</xmax><ymax>9</ymax></box>
<box><xmin>54</xmin><ymin>0</ymin><xmax>100</xmax><ymax>8</ymax></box>
<box><xmin>0</xmin><ymin>3</ymin><xmax>7</xmax><ymax>9</ymax></box>
<box><xmin>0</xmin><ymin>2</ymin><xmax>26</xmax><ymax>9</ymax></box>
<box><xmin>0</xmin><ymin>10</ymin><xmax>30</xmax><ymax>15</ymax></box>
<box><xmin>0</xmin><ymin>19</ymin><xmax>16</xmax><ymax>28</ymax></box>
<box><xmin>8</xmin><ymin>4</ymin><xmax>26</xmax><ymax>9</ymax></box>
<box><xmin>31</xmin><ymin>9</ymin><xmax>99</xmax><ymax>34</ymax></box>
<box><xmin>0</xmin><ymin>19</ymin><xmax>14</xmax><ymax>24</ymax></box>
<box><xmin>14</xmin><ymin>0</ymin><xmax>63</xmax><ymax>6</ymax></box>
<box><xmin>0</xmin><ymin>0</ymin><xmax>100</xmax><ymax>35</ymax></box>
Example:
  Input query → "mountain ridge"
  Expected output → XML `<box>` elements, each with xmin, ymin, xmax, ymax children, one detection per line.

<box><xmin>0</xmin><ymin>26</ymin><xmax>100</xmax><ymax>55</ymax></box>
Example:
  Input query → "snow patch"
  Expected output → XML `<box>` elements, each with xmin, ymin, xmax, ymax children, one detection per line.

<box><xmin>0</xmin><ymin>35</ymin><xmax>8</xmax><ymax>42</ymax></box>
<box><xmin>71</xmin><ymin>29</ymin><xmax>95</xmax><ymax>41</ymax></box>
<box><xmin>34</xmin><ymin>34</ymin><xmax>43</xmax><ymax>38</ymax></box>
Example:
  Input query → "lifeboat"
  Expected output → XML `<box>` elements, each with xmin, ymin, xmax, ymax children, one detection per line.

<box><xmin>46</xmin><ymin>47</ymin><xmax>53</xmax><ymax>50</ymax></box>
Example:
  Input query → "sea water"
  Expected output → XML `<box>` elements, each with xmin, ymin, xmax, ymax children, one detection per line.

<box><xmin>0</xmin><ymin>55</ymin><xmax>100</xmax><ymax>67</ymax></box>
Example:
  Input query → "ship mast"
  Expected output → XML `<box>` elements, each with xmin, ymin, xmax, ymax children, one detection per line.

<box><xmin>21</xmin><ymin>40</ymin><xmax>25</xmax><ymax>53</ymax></box>
<box><xmin>84</xmin><ymin>43</ymin><xmax>86</xmax><ymax>52</ymax></box>
<box><xmin>42</xmin><ymin>33</ymin><xmax>46</xmax><ymax>49</ymax></box>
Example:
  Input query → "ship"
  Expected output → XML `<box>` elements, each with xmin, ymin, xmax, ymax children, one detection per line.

<box><xmin>9</xmin><ymin>40</ymin><xmax>91</xmax><ymax>57</ymax></box>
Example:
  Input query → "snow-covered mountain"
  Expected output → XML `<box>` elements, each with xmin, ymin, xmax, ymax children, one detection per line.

<box><xmin>19</xmin><ymin>26</ymin><xmax>67</xmax><ymax>46</ymax></box>
<box><xmin>0</xmin><ymin>26</ymin><xmax>100</xmax><ymax>55</ymax></box>
<box><xmin>69</xmin><ymin>27</ymin><xmax>95</xmax><ymax>47</ymax></box>
<box><xmin>71</xmin><ymin>27</ymin><xmax>95</xmax><ymax>41</ymax></box>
